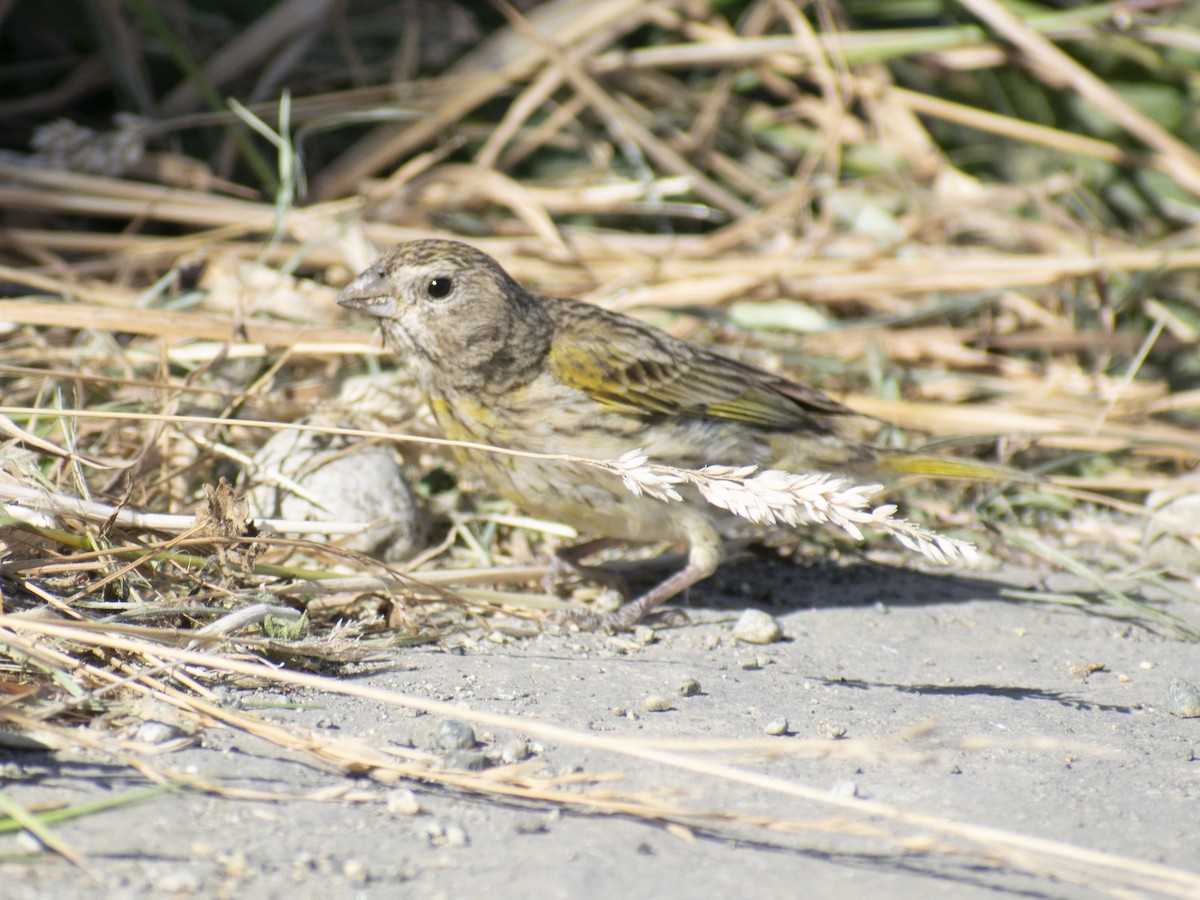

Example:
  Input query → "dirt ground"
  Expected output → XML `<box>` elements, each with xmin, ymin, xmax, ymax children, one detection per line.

<box><xmin>2</xmin><ymin>554</ymin><xmax>1199</xmax><ymax>899</ymax></box>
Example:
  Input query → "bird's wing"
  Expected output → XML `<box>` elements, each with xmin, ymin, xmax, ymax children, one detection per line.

<box><xmin>546</xmin><ymin>300</ymin><xmax>854</xmax><ymax>431</ymax></box>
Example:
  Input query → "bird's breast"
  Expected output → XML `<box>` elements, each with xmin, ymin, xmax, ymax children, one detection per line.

<box><xmin>421</xmin><ymin>384</ymin><xmax>718</xmax><ymax>543</ymax></box>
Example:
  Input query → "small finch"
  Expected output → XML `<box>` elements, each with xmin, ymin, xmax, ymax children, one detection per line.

<box><xmin>337</xmin><ymin>239</ymin><xmax>986</xmax><ymax>630</ymax></box>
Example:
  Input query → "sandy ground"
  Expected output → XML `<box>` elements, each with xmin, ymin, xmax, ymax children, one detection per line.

<box><xmin>3</xmin><ymin>554</ymin><xmax>1199</xmax><ymax>899</ymax></box>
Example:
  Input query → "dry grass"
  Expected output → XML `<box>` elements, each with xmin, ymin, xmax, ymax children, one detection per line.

<box><xmin>1</xmin><ymin>0</ymin><xmax>1199</xmax><ymax>889</ymax></box>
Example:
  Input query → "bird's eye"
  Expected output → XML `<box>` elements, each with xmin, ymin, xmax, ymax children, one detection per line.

<box><xmin>427</xmin><ymin>277</ymin><xmax>454</xmax><ymax>299</ymax></box>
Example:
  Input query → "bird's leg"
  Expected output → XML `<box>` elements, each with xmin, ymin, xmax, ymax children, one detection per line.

<box><xmin>599</xmin><ymin>514</ymin><xmax>724</xmax><ymax>633</ymax></box>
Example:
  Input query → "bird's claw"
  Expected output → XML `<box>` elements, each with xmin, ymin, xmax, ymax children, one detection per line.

<box><xmin>546</xmin><ymin>604</ymin><xmax>690</xmax><ymax>633</ymax></box>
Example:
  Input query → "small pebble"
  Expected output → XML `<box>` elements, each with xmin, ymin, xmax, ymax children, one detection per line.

<box><xmin>500</xmin><ymin>739</ymin><xmax>531</xmax><ymax>764</ymax></box>
<box><xmin>386</xmin><ymin>788</ymin><xmax>421</xmax><ymax>816</ymax></box>
<box><xmin>135</xmin><ymin>720</ymin><xmax>181</xmax><ymax>744</ymax></box>
<box><xmin>643</xmin><ymin>695</ymin><xmax>674</xmax><ymax>712</ymax></box>
<box><xmin>738</xmin><ymin>654</ymin><xmax>773</xmax><ymax>670</ymax></box>
<box><xmin>676</xmin><ymin>678</ymin><xmax>702</xmax><ymax>697</ymax></box>
<box><xmin>1168</xmin><ymin>679</ymin><xmax>1200</xmax><ymax>718</ymax></box>
<box><xmin>422</xmin><ymin>822</ymin><xmax>469</xmax><ymax>847</ymax></box>
<box><xmin>342</xmin><ymin>858</ymin><xmax>366</xmax><ymax>884</ymax></box>
<box><xmin>15</xmin><ymin>831</ymin><xmax>42</xmax><ymax>853</ymax></box>
<box><xmin>633</xmin><ymin>625</ymin><xmax>657</xmax><ymax>645</ymax></box>
<box><xmin>816</xmin><ymin>722</ymin><xmax>847</xmax><ymax>740</ymax></box>
<box><xmin>513</xmin><ymin>815</ymin><xmax>549</xmax><ymax>835</ymax></box>
<box><xmin>732</xmin><ymin>609</ymin><xmax>784</xmax><ymax>644</ymax></box>
<box><xmin>436</xmin><ymin>719</ymin><xmax>476</xmax><ymax>751</ymax></box>
<box><xmin>155</xmin><ymin>870</ymin><xmax>201</xmax><ymax>893</ymax></box>
<box><xmin>444</xmin><ymin>749</ymin><xmax>490</xmax><ymax>770</ymax></box>
<box><xmin>829</xmin><ymin>780</ymin><xmax>859</xmax><ymax>798</ymax></box>
<box><xmin>764</xmin><ymin>718</ymin><xmax>789</xmax><ymax>736</ymax></box>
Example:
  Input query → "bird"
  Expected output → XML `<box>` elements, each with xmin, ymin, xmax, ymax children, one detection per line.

<box><xmin>336</xmin><ymin>239</ymin><xmax>989</xmax><ymax>630</ymax></box>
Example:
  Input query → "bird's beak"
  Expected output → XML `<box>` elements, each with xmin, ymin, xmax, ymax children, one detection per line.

<box><xmin>335</xmin><ymin>268</ymin><xmax>397</xmax><ymax>318</ymax></box>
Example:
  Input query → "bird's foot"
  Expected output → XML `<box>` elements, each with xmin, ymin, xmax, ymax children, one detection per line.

<box><xmin>547</xmin><ymin>601</ymin><xmax>690</xmax><ymax>634</ymax></box>
<box><xmin>544</xmin><ymin>540</ymin><xmax>631</xmax><ymax>599</ymax></box>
